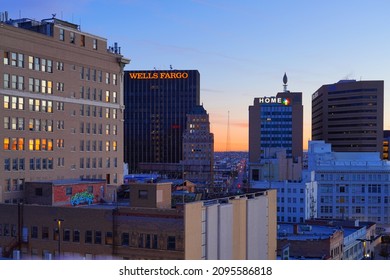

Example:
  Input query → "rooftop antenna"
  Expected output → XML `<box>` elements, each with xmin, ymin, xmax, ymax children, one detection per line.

<box><xmin>226</xmin><ymin>110</ymin><xmax>231</xmax><ymax>152</ymax></box>
<box><xmin>283</xmin><ymin>72</ymin><xmax>288</xmax><ymax>92</ymax></box>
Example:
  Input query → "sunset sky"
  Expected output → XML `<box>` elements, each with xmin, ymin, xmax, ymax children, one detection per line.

<box><xmin>5</xmin><ymin>0</ymin><xmax>390</xmax><ymax>151</ymax></box>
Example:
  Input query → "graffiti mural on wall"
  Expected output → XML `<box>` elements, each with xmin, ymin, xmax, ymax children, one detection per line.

<box><xmin>70</xmin><ymin>191</ymin><xmax>94</xmax><ymax>206</ymax></box>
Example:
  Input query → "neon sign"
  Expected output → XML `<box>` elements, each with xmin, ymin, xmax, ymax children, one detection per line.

<box><xmin>129</xmin><ymin>72</ymin><xmax>189</xmax><ymax>79</ymax></box>
<box><xmin>259</xmin><ymin>97</ymin><xmax>291</xmax><ymax>106</ymax></box>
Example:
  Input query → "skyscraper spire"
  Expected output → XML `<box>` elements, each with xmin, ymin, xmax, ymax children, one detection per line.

<box><xmin>283</xmin><ymin>72</ymin><xmax>288</xmax><ymax>92</ymax></box>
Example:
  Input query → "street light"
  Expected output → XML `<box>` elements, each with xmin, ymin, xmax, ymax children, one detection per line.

<box><xmin>356</xmin><ymin>238</ymin><xmax>371</xmax><ymax>259</ymax></box>
<box><xmin>54</xmin><ymin>218</ymin><xmax>64</xmax><ymax>259</ymax></box>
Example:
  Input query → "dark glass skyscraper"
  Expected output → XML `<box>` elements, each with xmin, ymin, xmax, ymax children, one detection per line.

<box><xmin>124</xmin><ymin>70</ymin><xmax>200</xmax><ymax>172</ymax></box>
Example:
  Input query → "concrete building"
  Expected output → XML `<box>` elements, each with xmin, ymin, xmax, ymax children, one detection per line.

<box><xmin>277</xmin><ymin>223</ymin><xmax>344</xmax><ymax>260</ymax></box>
<box><xmin>0</xmin><ymin>187</ymin><xmax>277</xmax><ymax>260</ymax></box>
<box><xmin>0</xmin><ymin>14</ymin><xmax>129</xmax><ymax>204</ymax></box>
<box><xmin>123</xmin><ymin>70</ymin><xmax>200</xmax><ymax>173</ymax></box>
<box><xmin>312</xmin><ymin>79</ymin><xmax>384</xmax><ymax>154</ymax></box>
<box><xmin>181</xmin><ymin>105</ymin><xmax>214</xmax><ymax>187</ymax></box>
<box><xmin>249</xmin><ymin>148</ymin><xmax>302</xmax><ymax>183</ymax></box>
<box><xmin>251</xmin><ymin>170</ymin><xmax>317</xmax><ymax>224</ymax></box>
<box><xmin>308</xmin><ymin>141</ymin><xmax>390</xmax><ymax>224</ymax></box>
<box><xmin>277</xmin><ymin>220</ymin><xmax>372</xmax><ymax>260</ymax></box>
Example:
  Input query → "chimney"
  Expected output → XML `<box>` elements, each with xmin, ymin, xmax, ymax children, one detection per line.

<box><xmin>293</xmin><ymin>224</ymin><xmax>299</xmax><ymax>234</ymax></box>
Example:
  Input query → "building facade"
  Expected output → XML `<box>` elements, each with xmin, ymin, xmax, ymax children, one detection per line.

<box><xmin>181</xmin><ymin>105</ymin><xmax>214</xmax><ymax>187</ymax></box>
<box><xmin>0</xmin><ymin>188</ymin><xmax>277</xmax><ymax>260</ymax></box>
<box><xmin>312</xmin><ymin>80</ymin><xmax>384</xmax><ymax>154</ymax></box>
<box><xmin>308</xmin><ymin>141</ymin><xmax>390</xmax><ymax>224</ymax></box>
<box><xmin>249</xmin><ymin>74</ymin><xmax>303</xmax><ymax>164</ymax></box>
<box><xmin>0</xmin><ymin>15</ymin><xmax>129</xmax><ymax>204</ymax></box>
<box><xmin>251</xmin><ymin>170</ymin><xmax>317</xmax><ymax>224</ymax></box>
<box><xmin>123</xmin><ymin>70</ymin><xmax>200</xmax><ymax>173</ymax></box>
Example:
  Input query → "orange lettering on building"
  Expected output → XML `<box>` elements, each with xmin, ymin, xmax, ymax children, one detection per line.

<box><xmin>129</xmin><ymin>72</ymin><xmax>189</xmax><ymax>79</ymax></box>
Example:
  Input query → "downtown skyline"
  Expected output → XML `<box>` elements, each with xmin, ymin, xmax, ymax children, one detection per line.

<box><xmin>5</xmin><ymin>0</ymin><xmax>390</xmax><ymax>151</ymax></box>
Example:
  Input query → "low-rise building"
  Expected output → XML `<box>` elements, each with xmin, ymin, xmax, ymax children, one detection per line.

<box><xmin>24</xmin><ymin>179</ymin><xmax>107</xmax><ymax>206</ymax></box>
<box><xmin>277</xmin><ymin>219</ymin><xmax>373</xmax><ymax>260</ymax></box>
<box><xmin>308</xmin><ymin>140</ymin><xmax>390</xmax><ymax>224</ymax></box>
<box><xmin>0</xmin><ymin>186</ymin><xmax>277</xmax><ymax>260</ymax></box>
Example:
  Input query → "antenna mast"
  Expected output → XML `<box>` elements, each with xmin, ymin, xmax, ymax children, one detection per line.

<box><xmin>226</xmin><ymin>111</ymin><xmax>231</xmax><ymax>152</ymax></box>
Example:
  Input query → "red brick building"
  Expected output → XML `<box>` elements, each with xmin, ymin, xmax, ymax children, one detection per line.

<box><xmin>25</xmin><ymin>179</ymin><xmax>106</xmax><ymax>206</ymax></box>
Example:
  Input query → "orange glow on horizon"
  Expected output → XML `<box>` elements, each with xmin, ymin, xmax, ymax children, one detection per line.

<box><xmin>211</xmin><ymin>122</ymin><xmax>311</xmax><ymax>152</ymax></box>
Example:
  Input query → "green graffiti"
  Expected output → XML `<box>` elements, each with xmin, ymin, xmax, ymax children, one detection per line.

<box><xmin>70</xmin><ymin>191</ymin><xmax>94</xmax><ymax>206</ymax></box>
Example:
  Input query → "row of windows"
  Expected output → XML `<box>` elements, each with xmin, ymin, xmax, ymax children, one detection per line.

<box><xmin>3</xmin><ymin>96</ymin><xmax>54</xmax><ymax>113</ymax></box>
<box><xmin>328</xmin><ymin>95</ymin><xmax>377</xmax><ymax>102</ymax></box>
<box><xmin>3</xmin><ymin>51</ymin><xmax>25</xmax><ymax>68</ymax></box>
<box><xmin>4</xmin><ymin>96</ymin><xmax>118</xmax><ymax>120</ymax></box>
<box><xmin>3</xmin><ymin>52</ymin><xmax>56</xmax><ymax>73</ymax></box>
<box><xmin>328</xmin><ymin>123</ymin><xmax>376</xmax><ymax>128</ymax></box>
<box><xmin>328</xmin><ymin>88</ymin><xmax>378</xmax><ymax>95</ymax></box>
<box><xmin>80</xmin><ymin>105</ymin><xmax>118</xmax><ymax>119</ymax></box>
<box><xmin>325</xmin><ymin>174</ymin><xmax>390</xmax><ymax>183</ymax></box>
<box><xmin>328</xmin><ymin>130</ymin><xmax>377</xmax><ymax>135</ymax></box>
<box><xmin>3</xmin><ymin>138</ymin><xmax>24</xmax><ymax>150</ymax></box>
<box><xmin>80</xmin><ymin>140</ymin><xmax>117</xmax><ymax>152</ymax></box>
<box><xmin>3</xmin><ymin>138</ymin><xmax>54</xmax><ymax>151</ymax></box>
<box><xmin>59</xmin><ymin>28</ymin><xmax>97</xmax><ymax>50</ymax></box>
<box><xmin>3</xmin><ymin>178</ymin><xmax>24</xmax><ymax>192</ymax></box>
<box><xmin>328</xmin><ymin>102</ymin><xmax>377</xmax><ymax>109</ymax></box>
<box><xmin>320</xmin><ymin>195</ymin><xmax>389</xmax><ymax>204</ymax></box>
<box><xmin>277</xmin><ymin>206</ymin><xmax>304</xmax><ymax>214</ymax></box>
<box><xmin>80</xmin><ymin>123</ymin><xmax>118</xmax><ymax>135</ymax></box>
<box><xmin>277</xmin><ymin>216</ymin><xmax>304</xmax><ymax>223</ymax></box>
<box><xmin>4</xmin><ymin>157</ymin><xmax>54</xmax><ymax>172</ymax></box>
<box><xmin>320</xmin><ymin>206</ymin><xmax>385</xmax><ymax>215</ymax></box>
<box><xmin>3</xmin><ymin>117</ymin><xmax>55</xmax><ymax>132</ymax></box>
<box><xmin>80</xmin><ymin>68</ymin><xmax>117</xmax><ymax>85</ymax></box>
<box><xmin>329</xmin><ymin>109</ymin><xmax>378</xmax><ymax>115</ymax></box>
<box><xmin>80</xmin><ymin>157</ymin><xmax>118</xmax><ymax>169</ymax></box>
<box><xmin>4</xmin><ymin>158</ymin><xmax>25</xmax><ymax>171</ymax></box>
<box><xmin>277</xmin><ymin>197</ymin><xmax>305</xmax><ymax>203</ymax></box>
<box><xmin>319</xmin><ymin>185</ymin><xmax>388</xmax><ymax>194</ymax></box>
<box><xmin>80</xmin><ymin>87</ymin><xmax>118</xmax><ymax>103</ymax></box>
<box><xmin>0</xmin><ymin>223</ymin><xmax>177</xmax><ymax>251</ymax></box>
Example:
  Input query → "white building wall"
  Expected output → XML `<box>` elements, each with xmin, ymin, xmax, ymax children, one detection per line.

<box><xmin>246</xmin><ymin>197</ymin><xmax>268</xmax><ymax>259</ymax></box>
<box><xmin>307</xmin><ymin>140</ymin><xmax>390</xmax><ymax>224</ymax></box>
<box><xmin>251</xmin><ymin>180</ymin><xmax>316</xmax><ymax>223</ymax></box>
<box><xmin>205</xmin><ymin>204</ymin><xmax>218</xmax><ymax>259</ymax></box>
<box><xmin>218</xmin><ymin>204</ymin><xmax>233</xmax><ymax>259</ymax></box>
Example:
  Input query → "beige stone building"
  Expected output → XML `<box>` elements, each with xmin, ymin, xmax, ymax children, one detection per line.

<box><xmin>0</xmin><ymin>15</ymin><xmax>129</xmax><ymax>203</ymax></box>
<box><xmin>181</xmin><ymin>105</ymin><xmax>214</xmax><ymax>187</ymax></box>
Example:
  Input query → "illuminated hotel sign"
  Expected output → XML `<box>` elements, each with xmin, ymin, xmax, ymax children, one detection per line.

<box><xmin>259</xmin><ymin>96</ymin><xmax>290</xmax><ymax>106</ymax></box>
<box><xmin>129</xmin><ymin>72</ymin><xmax>189</xmax><ymax>79</ymax></box>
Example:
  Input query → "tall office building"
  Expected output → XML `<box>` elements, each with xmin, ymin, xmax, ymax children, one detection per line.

<box><xmin>124</xmin><ymin>70</ymin><xmax>200</xmax><ymax>173</ymax></box>
<box><xmin>312</xmin><ymin>80</ymin><xmax>384</xmax><ymax>153</ymax></box>
<box><xmin>249</xmin><ymin>74</ymin><xmax>303</xmax><ymax>163</ymax></box>
<box><xmin>0</xmin><ymin>14</ymin><xmax>129</xmax><ymax>203</ymax></box>
<box><xmin>181</xmin><ymin>105</ymin><xmax>214</xmax><ymax>186</ymax></box>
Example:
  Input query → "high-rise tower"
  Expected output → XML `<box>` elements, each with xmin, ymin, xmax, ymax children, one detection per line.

<box><xmin>312</xmin><ymin>80</ymin><xmax>384</xmax><ymax>154</ymax></box>
<box><xmin>249</xmin><ymin>73</ymin><xmax>303</xmax><ymax>163</ymax></box>
<box><xmin>0</xmin><ymin>15</ymin><xmax>129</xmax><ymax>203</ymax></box>
<box><xmin>123</xmin><ymin>70</ymin><xmax>200</xmax><ymax>173</ymax></box>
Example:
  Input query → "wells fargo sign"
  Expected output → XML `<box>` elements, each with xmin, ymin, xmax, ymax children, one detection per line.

<box><xmin>129</xmin><ymin>72</ymin><xmax>189</xmax><ymax>79</ymax></box>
